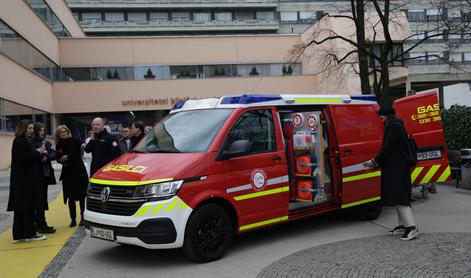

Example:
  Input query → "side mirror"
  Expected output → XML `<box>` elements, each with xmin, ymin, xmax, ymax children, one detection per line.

<box><xmin>221</xmin><ymin>140</ymin><xmax>252</xmax><ymax>160</ymax></box>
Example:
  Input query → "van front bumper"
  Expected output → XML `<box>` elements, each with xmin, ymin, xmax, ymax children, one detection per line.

<box><xmin>84</xmin><ymin>196</ymin><xmax>192</xmax><ymax>249</ymax></box>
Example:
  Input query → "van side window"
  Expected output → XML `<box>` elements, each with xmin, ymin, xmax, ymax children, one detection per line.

<box><xmin>226</xmin><ymin>109</ymin><xmax>276</xmax><ymax>154</ymax></box>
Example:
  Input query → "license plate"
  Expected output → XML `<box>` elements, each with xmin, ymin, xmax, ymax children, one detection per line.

<box><xmin>90</xmin><ymin>226</ymin><xmax>115</xmax><ymax>241</ymax></box>
<box><xmin>417</xmin><ymin>150</ymin><xmax>442</xmax><ymax>161</ymax></box>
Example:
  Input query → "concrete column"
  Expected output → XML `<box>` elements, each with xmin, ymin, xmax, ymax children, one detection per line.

<box><xmin>406</xmin><ymin>76</ymin><xmax>412</xmax><ymax>95</ymax></box>
<box><xmin>438</xmin><ymin>86</ymin><xmax>445</xmax><ymax>109</ymax></box>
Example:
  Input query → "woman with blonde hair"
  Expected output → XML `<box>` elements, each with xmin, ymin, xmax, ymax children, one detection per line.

<box><xmin>55</xmin><ymin>125</ymin><xmax>89</xmax><ymax>227</ymax></box>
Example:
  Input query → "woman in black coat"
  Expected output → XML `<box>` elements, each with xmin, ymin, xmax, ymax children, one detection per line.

<box><xmin>7</xmin><ymin>119</ymin><xmax>47</xmax><ymax>243</ymax></box>
<box><xmin>31</xmin><ymin>123</ymin><xmax>57</xmax><ymax>234</ymax></box>
<box><xmin>55</xmin><ymin>125</ymin><xmax>89</xmax><ymax>227</ymax></box>
<box><xmin>364</xmin><ymin>107</ymin><xmax>418</xmax><ymax>241</ymax></box>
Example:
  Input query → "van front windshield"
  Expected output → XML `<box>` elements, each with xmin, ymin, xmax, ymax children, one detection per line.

<box><xmin>133</xmin><ymin>109</ymin><xmax>233</xmax><ymax>153</ymax></box>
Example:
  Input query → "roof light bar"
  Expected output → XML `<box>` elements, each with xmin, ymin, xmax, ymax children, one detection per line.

<box><xmin>220</xmin><ymin>94</ymin><xmax>282</xmax><ymax>105</ymax></box>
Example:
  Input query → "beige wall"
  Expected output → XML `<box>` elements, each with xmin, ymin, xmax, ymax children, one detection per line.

<box><xmin>59</xmin><ymin>35</ymin><xmax>300</xmax><ymax>66</ymax></box>
<box><xmin>0</xmin><ymin>133</ymin><xmax>14</xmax><ymax>170</ymax></box>
<box><xmin>52</xmin><ymin>75</ymin><xmax>359</xmax><ymax>113</ymax></box>
<box><xmin>0</xmin><ymin>0</ymin><xmax>60</xmax><ymax>64</ymax></box>
<box><xmin>0</xmin><ymin>54</ymin><xmax>54</xmax><ymax>112</ymax></box>
<box><xmin>45</xmin><ymin>0</ymin><xmax>86</xmax><ymax>38</ymax></box>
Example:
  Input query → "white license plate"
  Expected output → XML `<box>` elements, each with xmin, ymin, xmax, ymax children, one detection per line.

<box><xmin>417</xmin><ymin>150</ymin><xmax>442</xmax><ymax>161</ymax></box>
<box><xmin>90</xmin><ymin>226</ymin><xmax>115</xmax><ymax>241</ymax></box>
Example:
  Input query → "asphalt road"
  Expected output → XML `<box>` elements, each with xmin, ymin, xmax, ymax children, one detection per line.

<box><xmin>57</xmin><ymin>183</ymin><xmax>471</xmax><ymax>278</ymax></box>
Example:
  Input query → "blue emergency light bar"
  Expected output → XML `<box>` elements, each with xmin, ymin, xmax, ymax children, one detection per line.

<box><xmin>171</xmin><ymin>101</ymin><xmax>186</xmax><ymax>110</ymax></box>
<box><xmin>220</xmin><ymin>94</ymin><xmax>282</xmax><ymax>105</ymax></box>
<box><xmin>351</xmin><ymin>95</ymin><xmax>377</xmax><ymax>102</ymax></box>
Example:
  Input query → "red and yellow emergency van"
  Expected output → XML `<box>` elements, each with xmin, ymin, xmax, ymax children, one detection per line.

<box><xmin>84</xmin><ymin>90</ymin><xmax>450</xmax><ymax>262</ymax></box>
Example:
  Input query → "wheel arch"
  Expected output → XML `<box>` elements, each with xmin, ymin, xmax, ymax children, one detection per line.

<box><xmin>192</xmin><ymin>197</ymin><xmax>239</xmax><ymax>234</ymax></box>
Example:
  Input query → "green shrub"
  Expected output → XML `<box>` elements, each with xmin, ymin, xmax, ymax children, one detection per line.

<box><xmin>442</xmin><ymin>105</ymin><xmax>471</xmax><ymax>150</ymax></box>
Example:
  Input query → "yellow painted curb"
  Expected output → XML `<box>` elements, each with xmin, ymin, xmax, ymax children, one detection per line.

<box><xmin>0</xmin><ymin>191</ymin><xmax>78</xmax><ymax>278</ymax></box>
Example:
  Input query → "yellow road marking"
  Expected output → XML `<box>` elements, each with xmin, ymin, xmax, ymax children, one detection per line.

<box><xmin>0</xmin><ymin>192</ymin><xmax>78</xmax><ymax>278</ymax></box>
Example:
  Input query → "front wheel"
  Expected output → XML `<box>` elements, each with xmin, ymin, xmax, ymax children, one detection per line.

<box><xmin>183</xmin><ymin>204</ymin><xmax>233</xmax><ymax>263</ymax></box>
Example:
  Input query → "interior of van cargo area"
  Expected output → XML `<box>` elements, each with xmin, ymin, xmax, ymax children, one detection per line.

<box><xmin>279</xmin><ymin>109</ymin><xmax>333</xmax><ymax>211</ymax></box>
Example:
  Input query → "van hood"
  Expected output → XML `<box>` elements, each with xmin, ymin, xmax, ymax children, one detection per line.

<box><xmin>91</xmin><ymin>153</ymin><xmax>207</xmax><ymax>185</ymax></box>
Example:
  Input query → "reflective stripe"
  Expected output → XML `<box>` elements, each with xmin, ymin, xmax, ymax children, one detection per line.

<box><xmin>410</xmin><ymin>167</ymin><xmax>424</xmax><ymax>183</ymax></box>
<box><xmin>419</xmin><ymin>164</ymin><xmax>441</xmax><ymax>184</ymax></box>
<box><xmin>164</xmin><ymin>199</ymin><xmax>180</xmax><ymax>212</ymax></box>
<box><xmin>295</xmin><ymin>98</ymin><xmax>343</xmax><ymax>103</ymax></box>
<box><xmin>234</xmin><ymin>186</ymin><xmax>289</xmax><ymax>201</ymax></box>
<box><xmin>342</xmin><ymin>163</ymin><xmax>369</xmax><ymax>174</ymax></box>
<box><xmin>89</xmin><ymin>178</ymin><xmax>173</xmax><ymax>186</ymax></box>
<box><xmin>342</xmin><ymin>171</ymin><xmax>381</xmax><ymax>183</ymax></box>
<box><xmin>178</xmin><ymin>202</ymin><xmax>189</xmax><ymax>209</ymax></box>
<box><xmin>239</xmin><ymin>216</ymin><xmax>288</xmax><ymax>231</ymax></box>
<box><xmin>437</xmin><ymin>166</ymin><xmax>451</xmax><ymax>183</ymax></box>
<box><xmin>341</xmin><ymin>196</ymin><xmax>381</xmax><ymax>209</ymax></box>
<box><xmin>226</xmin><ymin>175</ymin><xmax>289</xmax><ymax>194</ymax></box>
<box><xmin>134</xmin><ymin>205</ymin><xmax>152</xmax><ymax>216</ymax></box>
<box><xmin>150</xmin><ymin>203</ymin><xmax>166</xmax><ymax>214</ymax></box>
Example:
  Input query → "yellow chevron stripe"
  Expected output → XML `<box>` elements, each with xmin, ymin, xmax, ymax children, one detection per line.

<box><xmin>239</xmin><ymin>216</ymin><xmax>289</xmax><ymax>231</ymax></box>
<box><xmin>164</xmin><ymin>199</ymin><xmax>180</xmax><ymax>212</ymax></box>
<box><xmin>234</xmin><ymin>186</ymin><xmax>289</xmax><ymax>201</ymax></box>
<box><xmin>342</xmin><ymin>171</ymin><xmax>381</xmax><ymax>183</ymax></box>
<box><xmin>134</xmin><ymin>205</ymin><xmax>152</xmax><ymax>216</ymax></box>
<box><xmin>341</xmin><ymin>196</ymin><xmax>381</xmax><ymax>209</ymax></box>
<box><xmin>410</xmin><ymin>167</ymin><xmax>424</xmax><ymax>183</ymax></box>
<box><xmin>419</xmin><ymin>164</ymin><xmax>441</xmax><ymax>184</ymax></box>
<box><xmin>436</xmin><ymin>166</ymin><xmax>451</xmax><ymax>183</ymax></box>
<box><xmin>150</xmin><ymin>203</ymin><xmax>166</xmax><ymax>214</ymax></box>
<box><xmin>178</xmin><ymin>202</ymin><xmax>189</xmax><ymax>209</ymax></box>
<box><xmin>90</xmin><ymin>178</ymin><xmax>173</xmax><ymax>186</ymax></box>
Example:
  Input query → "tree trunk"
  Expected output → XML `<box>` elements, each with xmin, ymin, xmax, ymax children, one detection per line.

<box><xmin>354</xmin><ymin>0</ymin><xmax>371</xmax><ymax>95</ymax></box>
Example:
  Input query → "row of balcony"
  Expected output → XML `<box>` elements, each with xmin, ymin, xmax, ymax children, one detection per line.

<box><xmin>79</xmin><ymin>19</ymin><xmax>280</xmax><ymax>32</ymax></box>
<box><xmin>67</xmin><ymin>0</ymin><xmax>278</xmax><ymax>8</ymax></box>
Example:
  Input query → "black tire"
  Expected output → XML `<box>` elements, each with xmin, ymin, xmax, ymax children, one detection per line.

<box><xmin>351</xmin><ymin>201</ymin><xmax>382</xmax><ymax>221</ymax></box>
<box><xmin>182</xmin><ymin>204</ymin><xmax>233</xmax><ymax>263</ymax></box>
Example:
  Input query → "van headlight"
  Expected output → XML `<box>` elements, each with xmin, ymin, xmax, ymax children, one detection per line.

<box><xmin>134</xmin><ymin>180</ymin><xmax>183</xmax><ymax>198</ymax></box>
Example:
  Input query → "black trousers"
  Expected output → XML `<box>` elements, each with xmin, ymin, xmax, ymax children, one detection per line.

<box><xmin>68</xmin><ymin>199</ymin><xmax>85</xmax><ymax>220</ymax></box>
<box><xmin>34</xmin><ymin>181</ymin><xmax>49</xmax><ymax>228</ymax></box>
<box><xmin>13</xmin><ymin>211</ymin><xmax>36</xmax><ymax>240</ymax></box>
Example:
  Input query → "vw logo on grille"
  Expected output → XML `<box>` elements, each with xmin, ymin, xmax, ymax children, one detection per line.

<box><xmin>100</xmin><ymin>187</ymin><xmax>111</xmax><ymax>203</ymax></box>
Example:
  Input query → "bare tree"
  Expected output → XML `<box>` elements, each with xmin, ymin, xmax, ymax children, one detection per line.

<box><xmin>290</xmin><ymin>0</ymin><xmax>471</xmax><ymax>106</ymax></box>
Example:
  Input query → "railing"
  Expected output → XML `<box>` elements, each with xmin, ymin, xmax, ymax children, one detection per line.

<box><xmin>79</xmin><ymin>19</ymin><xmax>279</xmax><ymax>31</ymax></box>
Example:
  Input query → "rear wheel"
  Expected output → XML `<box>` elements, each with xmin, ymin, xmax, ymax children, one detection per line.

<box><xmin>351</xmin><ymin>201</ymin><xmax>382</xmax><ymax>221</ymax></box>
<box><xmin>183</xmin><ymin>204</ymin><xmax>233</xmax><ymax>263</ymax></box>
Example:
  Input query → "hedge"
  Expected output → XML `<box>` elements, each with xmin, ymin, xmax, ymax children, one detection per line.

<box><xmin>441</xmin><ymin>105</ymin><xmax>471</xmax><ymax>150</ymax></box>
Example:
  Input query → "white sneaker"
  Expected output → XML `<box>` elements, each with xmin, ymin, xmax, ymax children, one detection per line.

<box><xmin>400</xmin><ymin>227</ymin><xmax>419</xmax><ymax>241</ymax></box>
<box><xmin>26</xmin><ymin>234</ymin><xmax>47</xmax><ymax>242</ymax></box>
<box><xmin>11</xmin><ymin>239</ymin><xmax>25</xmax><ymax>243</ymax></box>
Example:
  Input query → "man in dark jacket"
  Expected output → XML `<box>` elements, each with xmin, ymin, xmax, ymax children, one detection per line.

<box><xmin>118</xmin><ymin>127</ymin><xmax>132</xmax><ymax>154</ymax></box>
<box><xmin>364</xmin><ymin>107</ymin><xmax>418</xmax><ymax>241</ymax></box>
<box><xmin>83</xmin><ymin>118</ymin><xmax>120</xmax><ymax>177</ymax></box>
<box><xmin>131</xmin><ymin>121</ymin><xmax>146</xmax><ymax>148</ymax></box>
<box><xmin>31</xmin><ymin>123</ymin><xmax>57</xmax><ymax>234</ymax></box>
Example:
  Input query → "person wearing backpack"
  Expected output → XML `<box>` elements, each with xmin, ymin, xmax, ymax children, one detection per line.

<box><xmin>363</xmin><ymin>107</ymin><xmax>419</xmax><ymax>241</ymax></box>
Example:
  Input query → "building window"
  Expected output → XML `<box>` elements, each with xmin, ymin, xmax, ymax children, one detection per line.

<box><xmin>427</xmin><ymin>52</ymin><xmax>444</xmax><ymax>63</ymax></box>
<box><xmin>407</xmin><ymin>10</ymin><xmax>426</xmax><ymax>22</ymax></box>
<box><xmin>0</xmin><ymin>20</ymin><xmax>69</xmax><ymax>82</ymax></box>
<box><xmin>427</xmin><ymin>30</ymin><xmax>444</xmax><ymax>42</ymax></box>
<box><xmin>447</xmin><ymin>10</ymin><xmax>462</xmax><ymax>22</ymax></box>
<box><xmin>215</xmin><ymin>12</ymin><xmax>232</xmax><ymax>21</ymax></box>
<box><xmin>127</xmin><ymin>12</ymin><xmax>147</xmax><ymax>22</ymax></box>
<box><xmin>82</xmin><ymin>12</ymin><xmax>102</xmax><ymax>22</ymax></box>
<box><xmin>426</xmin><ymin>9</ymin><xmax>441</xmax><ymax>21</ymax></box>
<box><xmin>172</xmin><ymin>12</ymin><xmax>191</xmax><ymax>21</ymax></box>
<box><xmin>105</xmin><ymin>12</ymin><xmax>124</xmax><ymax>22</ymax></box>
<box><xmin>256</xmin><ymin>11</ymin><xmax>274</xmax><ymax>21</ymax></box>
<box><xmin>408</xmin><ymin>53</ymin><xmax>427</xmax><ymax>65</ymax></box>
<box><xmin>0</xmin><ymin>98</ymin><xmax>51</xmax><ymax>135</ymax></box>
<box><xmin>24</xmin><ymin>0</ymin><xmax>71</xmax><ymax>37</ymax></box>
<box><xmin>448</xmin><ymin>33</ymin><xmax>462</xmax><ymax>41</ymax></box>
<box><xmin>449</xmin><ymin>52</ymin><xmax>463</xmax><ymax>62</ymax></box>
<box><xmin>412</xmin><ymin>32</ymin><xmax>426</xmax><ymax>41</ymax></box>
<box><xmin>464</xmin><ymin>53</ymin><xmax>471</xmax><ymax>63</ymax></box>
<box><xmin>193</xmin><ymin>12</ymin><xmax>211</xmax><ymax>22</ymax></box>
<box><xmin>299</xmin><ymin>12</ymin><xmax>316</xmax><ymax>23</ymax></box>
<box><xmin>235</xmin><ymin>11</ymin><xmax>254</xmax><ymax>21</ymax></box>
<box><xmin>280</xmin><ymin>12</ymin><xmax>298</xmax><ymax>22</ymax></box>
<box><xmin>150</xmin><ymin>12</ymin><xmax>168</xmax><ymax>21</ymax></box>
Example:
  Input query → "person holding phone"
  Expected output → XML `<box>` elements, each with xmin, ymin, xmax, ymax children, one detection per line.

<box><xmin>7</xmin><ymin>120</ymin><xmax>47</xmax><ymax>243</ymax></box>
<box><xmin>31</xmin><ymin>123</ymin><xmax>56</xmax><ymax>234</ymax></box>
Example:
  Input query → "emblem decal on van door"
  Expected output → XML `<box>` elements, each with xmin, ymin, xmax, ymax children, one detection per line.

<box><xmin>251</xmin><ymin>169</ymin><xmax>267</xmax><ymax>190</ymax></box>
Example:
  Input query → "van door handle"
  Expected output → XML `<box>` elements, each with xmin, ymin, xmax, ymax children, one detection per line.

<box><xmin>343</xmin><ymin>148</ymin><xmax>352</xmax><ymax>153</ymax></box>
<box><xmin>271</xmin><ymin>155</ymin><xmax>282</xmax><ymax>161</ymax></box>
